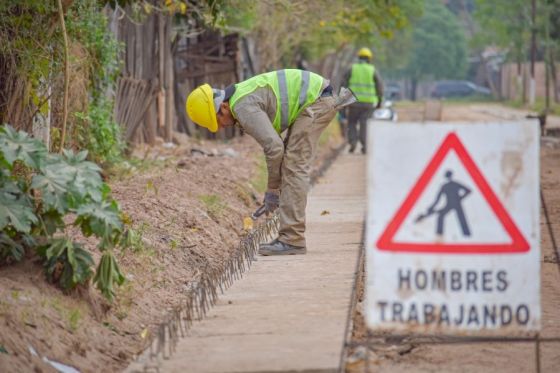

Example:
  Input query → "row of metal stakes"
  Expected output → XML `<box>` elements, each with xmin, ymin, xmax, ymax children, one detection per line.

<box><xmin>129</xmin><ymin>214</ymin><xmax>280</xmax><ymax>372</ymax></box>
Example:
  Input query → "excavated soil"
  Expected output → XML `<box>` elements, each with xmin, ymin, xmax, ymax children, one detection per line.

<box><xmin>0</xmin><ymin>125</ymin><xmax>342</xmax><ymax>373</ymax></box>
<box><xmin>345</xmin><ymin>104</ymin><xmax>560</xmax><ymax>372</ymax></box>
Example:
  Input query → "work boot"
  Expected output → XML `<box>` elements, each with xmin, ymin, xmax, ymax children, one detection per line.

<box><xmin>348</xmin><ymin>143</ymin><xmax>356</xmax><ymax>153</ymax></box>
<box><xmin>259</xmin><ymin>239</ymin><xmax>307</xmax><ymax>256</ymax></box>
<box><xmin>361</xmin><ymin>146</ymin><xmax>367</xmax><ymax>154</ymax></box>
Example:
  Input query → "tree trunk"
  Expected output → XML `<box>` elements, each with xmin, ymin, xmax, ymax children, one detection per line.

<box><xmin>57</xmin><ymin>0</ymin><xmax>69</xmax><ymax>152</ymax></box>
<box><xmin>411</xmin><ymin>78</ymin><xmax>418</xmax><ymax>101</ymax></box>
<box><xmin>516</xmin><ymin>60</ymin><xmax>523</xmax><ymax>103</ymax></box>
<box><xmin>480</xmin><ymin>53</ymin><xmax>500</xmax><ymax>100</ymax></box>
<box><xmin>529</xmin><ymin>0</ymin><xmax>537</xmax><ymax>106</ymax></box>
<box><xmin>551</xmin><ymin>53</ymin><xmax>559</xmax><ymax>104</ymax></box>
<box><xmin>164</xmin><ymin>15</ymin><xmax>173</xmax><ymax>142</ymax></box>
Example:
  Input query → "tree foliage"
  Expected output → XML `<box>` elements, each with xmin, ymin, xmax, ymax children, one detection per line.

<box><xmin>408</xmin><ymin>0</ymin><xmax>466</xmax><ymax>80</ymax></box>
<box><xmin>0</xmin><ymin>125</ymin><xmax>129</xmax><ymax>301</ymax></box>
<box><xmin>218</xmin><ymin>0</ymin><xmax>423</xmax><ymax>69</ymax></box>
<box><xmin>473</xmin><ymin>0</ymin><xmax>531</xmax><ymax>64</ymax></box>
<box><xmin>379</xmin><ymin>0</ymin><xmax>466</xmax><ymax>97</ymax></box>
<box><xmin>0</xmin><ymin>0</ymin><xmax>124</xmax><ymax>164</ymax></box>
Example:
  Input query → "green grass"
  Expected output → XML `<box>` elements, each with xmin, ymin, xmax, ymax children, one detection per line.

<box><xmin>318</xmin><ymin>119</ymin><xmax>343</xmax><ymax>147</ymax></box>
<box><xmin>199</xmin><ymin>194</ymin><xmax>227</xmax><ymax>218</ymax></box>
<box><xmin>504</xmin><ymin>97</ymin><xmax>560</xmax><ymax>114</ymax></box>
<box><xmin>437</xmin><ymin>96</ymin><xmax>498</xmax><ymax>104</ymax></box>
<box><xmin>249</xmin><ymin>155</ymin><xmax>268</xmax><ymax>194</ymax></box>
<box><xmin>122</xmin><ymin>222</ymin><xmax>156</xmax><ymax>256</ymax></box>
<box><xmin>106</xmin><ymin>156</ymin><xmax>173</xmax><ymax>181</ymax></box>
<box><xmin>68</xmin><ymin>308</ymin><xmax>82</xmax><ymax>332</ymax></box>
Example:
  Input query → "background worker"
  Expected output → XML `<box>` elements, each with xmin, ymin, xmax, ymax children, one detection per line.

<box><xmin>341</xmin><ymin>47</ymin><xmax>384</xmax><ymax>154</ymax></box>
<box><xmin>186</xmin><ymin>69</ymin><xmax>339</xmax><ymax>256</ymax></box>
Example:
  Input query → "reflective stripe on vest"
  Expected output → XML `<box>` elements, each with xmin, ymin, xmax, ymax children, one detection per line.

<box><xmin>277</xmin><ymin>69</ymin><xmax>290</xmax><ymax>132</ymax></box>
<box><xmin>349</xmin><ymin>62</ymin><xmax>378</xmax><ymax>104</ymax></box>
<box><xmin>229</xmin><ymin>69</ymin><xmax>323</xmax><ymax>133</ymax></box>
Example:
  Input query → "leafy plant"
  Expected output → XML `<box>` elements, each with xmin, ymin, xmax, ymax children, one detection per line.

<box><xmin>67</xmin><ymin>1</ymin><xmax>124</xmax><ymax>164</ymax></box>
<box><xmin>74</xmin><ymin>97</ymin><xmax>124</xmax><ymax>165</ymax></box>
<box><xmin>0</xmin><ymin>125</ymin><xmax>129</xmax><ymax>301</ymax></box>
<box><xmin>37</xmin><ymin>238</ymin><xmax>94</xmax><ymax>290</ymax></box>
<box><xmin>93</xmin><ymin>251</ymin><xmax>125</xmax><ymax>301</ymax></box>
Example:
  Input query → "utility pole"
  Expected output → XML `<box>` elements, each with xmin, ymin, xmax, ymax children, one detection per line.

<box><xmin>529</xmin><ymin>0</ymin><xmax>537</xmax><ymax>106</ymax></box>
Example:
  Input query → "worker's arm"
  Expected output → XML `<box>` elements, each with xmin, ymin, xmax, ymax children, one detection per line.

<box><xmin>427</xmin><ymin>190</ymin><xmax>443</xmax><ymax>213</ymax></box>
<box><xmin>233</xmin><ymin>93</ymin><xmax>284</xmax><ymax>191</ymax></box>
<box><xmin>374</xmin><ymin>70</ymin><xmax>384</xmax><ymax>108</ymax></box>
<box><xmin>459</xmin><ymin>184</ymin><xmax>472</xmax><ymax>199</ymax></box>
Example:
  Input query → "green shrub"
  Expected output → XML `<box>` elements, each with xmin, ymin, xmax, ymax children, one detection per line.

<box><xmin>0</xmin><ymin>125</ymin><xmax>128</xmax><ymax>301</ymax></box>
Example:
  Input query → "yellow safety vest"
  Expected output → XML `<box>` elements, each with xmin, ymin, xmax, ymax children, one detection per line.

<box><xmin>230</xmin><ymin>69</ymin><xmax>324</xmax><ymax>133</ymax></box>
<box><xmin>349</xmin><ymin>62</ymin><xmax>378</xmax><ymax>104</ymax></box>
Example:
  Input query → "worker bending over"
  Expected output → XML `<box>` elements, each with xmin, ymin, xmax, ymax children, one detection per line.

<box><xmin>186</xmin><ymin>69</ymin><xmax>343</xmax><ymax>256</ymax></box>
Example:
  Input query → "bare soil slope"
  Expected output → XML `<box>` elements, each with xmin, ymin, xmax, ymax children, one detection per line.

<box><xmin>0</xmin><ymin>125</ymin><xmax>343</xmax><ymax>373</ymax></box>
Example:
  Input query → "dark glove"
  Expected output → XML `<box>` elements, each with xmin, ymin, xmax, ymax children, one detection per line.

<box><xmin>264</xmin><ymin>191</ymin><xmax>279</xmax><ymax>214</ymax></box>
<box><xmin>375</xmin><ymin>100</ymin><xmax>383</xmax><ymax>110</ymax></box>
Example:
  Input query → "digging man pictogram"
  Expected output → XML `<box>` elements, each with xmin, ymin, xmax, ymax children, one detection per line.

<box><xmin>415</xmin><ymin>170</ymin><xmax>472</xmax><ymax>236</ymax></box>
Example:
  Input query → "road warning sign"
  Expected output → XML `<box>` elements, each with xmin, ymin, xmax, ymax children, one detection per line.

<box><xmin>376</xmin><ymin>132</ymin><xmax>529</xmax><ymax>254</ymax></box>
<box><xmin>366</xmin><ymin>122</ymin><xmax>540</xmax><ymax>333</ymax></box>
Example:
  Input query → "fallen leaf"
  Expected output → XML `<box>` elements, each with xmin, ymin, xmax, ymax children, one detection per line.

<box><xmin>140</xmin><ymin>328</ymin><xmax>149</xmax><ymax>339</ymax></box>
<box><xmin>243</xmin><ymin>217</ymin><xmax>254</xmax><ymax>231</ymax></box>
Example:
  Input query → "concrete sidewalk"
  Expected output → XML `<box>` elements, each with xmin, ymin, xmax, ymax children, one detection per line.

<box><xmin>159</xmin><ymin>153</ymin><xmax>366</xmax><ymax>372</ymax></box>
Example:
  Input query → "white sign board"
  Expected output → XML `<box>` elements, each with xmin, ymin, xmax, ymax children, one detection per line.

<box><xmin>366</xmin><ymin>122</ymin><xmax>540</xmax><ymax>333</ymax></box>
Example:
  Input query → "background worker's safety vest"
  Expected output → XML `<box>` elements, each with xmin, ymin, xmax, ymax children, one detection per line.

<box><xmin>349</xmin><ymin>62</ymin><xmax>378</xmax><ymax>105</ymax></box>
<box><xmin>229</xmin><ymin>69</ymin><xmax>324</xmax><ymax>134</ymax></box>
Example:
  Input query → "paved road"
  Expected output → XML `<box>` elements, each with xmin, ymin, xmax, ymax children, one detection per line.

<box><xmin>159</xmin><ymin>153</ymin><xmax>366</xmax><ymax>372</ymax></box>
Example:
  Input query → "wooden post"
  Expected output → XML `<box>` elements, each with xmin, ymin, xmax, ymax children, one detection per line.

<box><xmin>32</xmin><ymin>82</ymin><xmax>51</xmax><ymax>150</ymax></box>
<box><xmin>530</xmin><ymin>0</ymin><xmax>537</xmax><ymax>106</ymax></box>
<box><xmin>156</xmin><ymin>12</ymin><xmax>166</xmax><ymax>140</ymax></box>
<box><xmin>145</xmin><ymin>96</ymin><xmax>157</xmax><ymax>146</ymax></box>
<box><xmin>164</xmin><ymin>15</ymin><xmax>174</xmax><ymax>142</ymax></box>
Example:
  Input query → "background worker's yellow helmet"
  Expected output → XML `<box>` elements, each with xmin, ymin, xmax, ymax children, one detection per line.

<box><xmin>185</xmin><ymin>83</ymin><xmax>225</xmax><ymax>133</ymax></box>
<box><xmin>357</xmin><ymin>47</ymin><xmax>373</xmax><ymax>60</ymax></box>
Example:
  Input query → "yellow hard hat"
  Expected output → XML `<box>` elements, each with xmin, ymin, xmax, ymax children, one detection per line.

<box><xmin>186</xmin><ymin>83</ymin><xmax>219</xmax><ymax>133</ymax></box>
<box><xmin>357</xmin><ymin>47</ymin><xmax>373</xmax><ymax>59</ymax></box>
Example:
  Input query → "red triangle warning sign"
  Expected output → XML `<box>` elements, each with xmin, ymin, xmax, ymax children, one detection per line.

<box><xmin>376</xmin><ymin>133</ymin><xmax>529</xmax><ymax>254</ymax></box>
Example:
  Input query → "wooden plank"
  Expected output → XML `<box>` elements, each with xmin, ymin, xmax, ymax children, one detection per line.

<box><xmin>175</xmin><ymin>53</ymin><xmax>237</xmax><ymax>63</ymax></box>
<box><xmin>177</xmin><ymin>65</ymin><xmax>237</xmax><ymax>81</ymax></box>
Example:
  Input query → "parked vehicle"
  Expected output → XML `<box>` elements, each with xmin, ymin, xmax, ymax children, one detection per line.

<box><xmin>431</xmin><ymin>80</ymin><xmax>491</xmax><ymax>99</ymax></box>
<box><xmin>385</xmin><ymin>82</ymin><xmax>402</xmax><ymax>101</ymax></box>
<box><xmin>373</xmin><ymin>100</ymin><xmax>397</xmax><ymax>122</ymax></box>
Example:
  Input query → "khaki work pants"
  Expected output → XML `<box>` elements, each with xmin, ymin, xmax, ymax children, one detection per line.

<box><xmin>278</xmin><ymin>96</ymin><xmax>337</xmax><ymax>247</ymax></box>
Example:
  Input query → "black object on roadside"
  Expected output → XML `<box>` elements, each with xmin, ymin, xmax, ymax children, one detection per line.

<box><xmin>251</xmin><ymin>204</ymin><xmax>267</xmax><ymax>220</ymax></box>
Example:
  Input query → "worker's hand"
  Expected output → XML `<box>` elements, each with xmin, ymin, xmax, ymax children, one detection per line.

<box><xmin>264</xmin><ymin>190</ymin><xmax>280</xmax><ymax>214</ymax></box>
<box><xmin>375</xmin><ymin>101</ymin><xmax>383</xmax><ymax>110</ymax></box>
